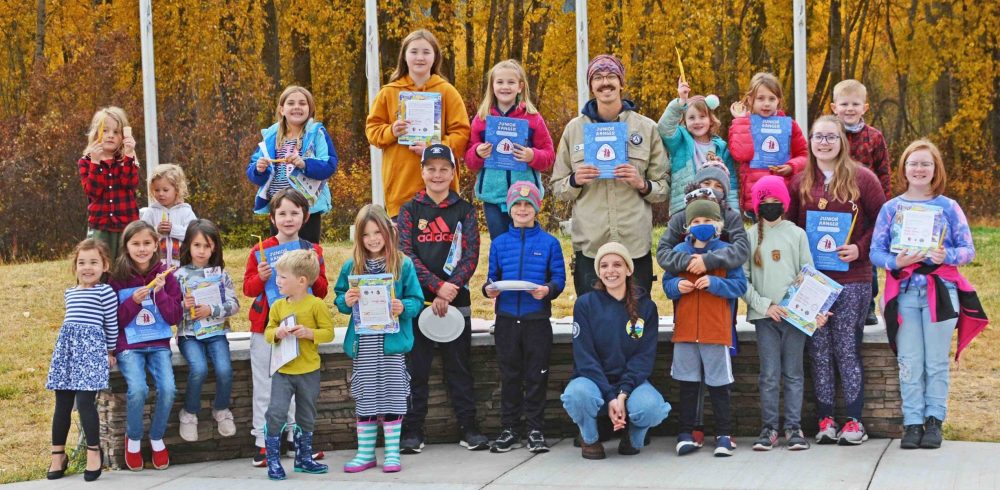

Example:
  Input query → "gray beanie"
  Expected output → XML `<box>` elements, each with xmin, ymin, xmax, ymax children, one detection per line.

<box><xmin>694</xmin><ymin>162</ymin><xmax>730</xmax><ymax>197</ymax></box>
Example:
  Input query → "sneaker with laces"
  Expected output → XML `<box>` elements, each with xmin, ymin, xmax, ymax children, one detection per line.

<box><xmin>920</xmin><ymin>416</ymin><xmax>942</xmax><ymax>449</ymax></box>
<box><xmin>785</xmin><ymin>427</ymin><xmax>810</xmax><ymax>451</ymax></box>
<box><xmin>816</xmin><ymin>416</ymin><xmax>839</xmax><ymax>444</ymax></box>
<box><xmin>692</xmin><ymin>427</ymin><xmax>706</xmax><ymax>448</ymax></box>
<box><xmin>252</xmin><ymin>446</ymin><xmax>267</xmax><ymax>467</ymax></box>
<box><xmin>901</xmin><ymin>424</ymin><xmax>924</xmax><ymax>449</ymax></box>
<box><xmin>400</xmin><ymin>431</ymin><xmax>425</xmax><ymax>454</ymax></box>
<box><xmin>837</xmin><ymin>418</ymin><xmax>868</xmax><ymax>446</ymax></box>
<box><xmin>213</xmin><ymin>409</ymin><xmax>237</xmax><ymax>437</ymax></box>
<box><xmin>460</xmin><ymin>427</ymin><xmax>490</xmax><ymax>451</ymax></box>
<box><xmin>179</xmin><ymin>409</ymin><xmax>198</xmax><ymax>442</ymax></box>
<box><xmin>752</xmin><ymin>426</ymin><xmax>779</xmax><ymax>451</ymax></box>
<box><xmin>526</xmin><ymin>430</ymin><xmax>549</xmax><ymax>453</ymax></box>
<box><xmin>714</xmin><ymin>435</ymin><xmax>736</xmax><ymax>457</ymax></box>
<box><xmin>675</xmin><ymin>433</ymin><xmax>699</xmax><ymax>456</ymax></box>
<box><xmin>490</xmin><ymin>428</ymin><xmax>522</xmax><ymax>453</ymax></box>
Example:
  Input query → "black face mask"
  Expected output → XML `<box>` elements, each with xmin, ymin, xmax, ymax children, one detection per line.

<box><xmin>758</xmin><ymin>202</ymin><xmax>785</xmax><ymax>222</ymax></box>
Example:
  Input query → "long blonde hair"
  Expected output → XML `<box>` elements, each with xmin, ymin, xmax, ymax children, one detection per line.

<box><xmin>351</xmin><ymin>204</ymin><xmax>403</xmax><ymax>277</ymax></box>
<box><xmin>274</xmin><ymin>85</ymin><xmax>316</xmax><ymax>150</ymax></box>
<box><xmin>743</xmin><ymin>72</ymin><xmax>784</xmax><ymax>112</ymax></box>
<box><xmin>799</xmin><ymin>115</ymin><xmax>861</xmax><ymax>205</ymax></box>
<box><xmin>476</xmin><ymin>59</ymin><xmax>539</xmax><ymax>119</ymax></box>
<box><xmin>389</xmin><ymin>30</ymin><xmax>444</xmax><ymax>83</ymax></box>
<box><xmin>83</xmin><ymin>106</ymin><xmax>129</xmax><ymax>156</ymax></box>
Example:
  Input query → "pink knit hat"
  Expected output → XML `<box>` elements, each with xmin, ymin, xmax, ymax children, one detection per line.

<box><xmin>507</xmin><ymin>181</ymin><xmax>542</xmax><ymax>213</ymax></box>
<box><xmin>750</xmin><ymin>175</ymin><xmax>791</xmax><ymax>213</ymax></box>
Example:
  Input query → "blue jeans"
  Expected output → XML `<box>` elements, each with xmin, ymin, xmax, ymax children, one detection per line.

<box><xmin>561</xmin><ymin>378</ymin><xmax>670</xmax><ymax>448</ymax></box>
<box><xmin>896</xmin><ymin>286</ymin><xmax>959</xmax><ymax>425</ymax></box>
<box><xmin>116</xmin><ymin>347</ymin><xmax>176</xmax><ymax>440</ymax></box>
<box><xmin>483</xmin><ymin>202</ymin><xmax>513</xmax><ymax>240</ymax></box>
<box><xmin>178</xmin><ymin>335</ymin><xmax>233</xmax><ymax>414</ymax></box>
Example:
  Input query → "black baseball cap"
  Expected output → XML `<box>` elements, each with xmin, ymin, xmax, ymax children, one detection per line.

<box><xmin>420</xmin><ymin>144</ymin><xmax>456</xmax><ymax>167</ymax></box>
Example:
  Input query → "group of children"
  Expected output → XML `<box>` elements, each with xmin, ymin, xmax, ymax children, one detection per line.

<box><xmin>47</xmin><ymin>25</ymin><xmax>983</xmax><ymax>482</ymax></box>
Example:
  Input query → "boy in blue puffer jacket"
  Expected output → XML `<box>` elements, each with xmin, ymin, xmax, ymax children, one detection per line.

<box><xmin>484</xmin><ymin>181</ymin><xmax>566</xmax><ymax>454</ymax></box>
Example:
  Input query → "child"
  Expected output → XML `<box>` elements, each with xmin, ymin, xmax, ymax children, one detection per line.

<box><xmin>46</xmin><ymin>239</ymin><xmax>118</xmax><ymax>482</ymax></box>
<box><xmin>141</xmin><ymin>163</ymin><xmax>197</xmax><ymax>268</ymax></box>
<box><xmin>484</xmin><ymin>181</ymin><xmax>566</xmax><ymax>453</ymax></box>
<box><xmin>246</xmin><ymin>85</ymin><xmax>339</xmax><ymax>244</ymax></box>
<box><xmin>365</xmin><ymin>29</ymin><xmax>471</xmax><ymax>218</ymax></box>
<box><xmin>742</xmin><ymin>176</ymin><xmax>819</xmax><ymax>451</ymax></box>
<box><xmin>78</xmin><ymin>106</ymin><xmax>139</xmax><ymax>259</ymax></box>
<box><xmin>727</xmin><ymin>73</ymin><xmax>808</xmax><ymax>221</ymax></box>
<box><xmin>397</xmin><ymin>144</ymin><xmax>486</xmax><ymax>452</ymax></box>
<box><xmin>111</xmin><ymin>220</ymin><xmax>183</xmax><ymax>471</ymax></box>
<box><xmin>662</xmin><ymin>199</ymin><xmax>747</xmax><ymax>457</ymax></box>
<box><xmin>263</xmin><ymin>250</ymin><xmax>334</xmax><ymax>480</ymax></box>
<box><xmin>465</xmin><ymin>60</ymin><xmax>556</xmax><ymax>238</ymax></box>
<box><xmin>244</xmin><ymin>188</ymin><xmax>329</xmax><ymax>466</ymax></box>
<box><xmin>334</xmin><ymin>204</ymin><xmax>425</xmax><ymax>473</ymax></box>
<box><xmin>830</xmin><ymin>79</ymin><xmax>892</xmax><ymax>326</ymax></box>
<box><xmin>785</xmin><ymin>115</ymin><xmax>886</xmax><ymax>445</ymax></box>
<box><xmin>657</xmin><ymin>78</ymin><xmax>739</xmax><ymax>215</ymax></box>
<box><xmin>871</xmin><ymin>139</ymin><xmax>985</xmax><ymax>450</ymax></box>
<box><xmin>174</xmin><ymin>219</ymin><xmax>240</xmax><ymax>442</ymax></box>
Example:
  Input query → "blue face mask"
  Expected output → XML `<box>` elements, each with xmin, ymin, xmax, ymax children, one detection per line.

<box><xmin>689</xmin><ymin>223</ymin><xmax>717</xmax><ymax>242</ymax></box>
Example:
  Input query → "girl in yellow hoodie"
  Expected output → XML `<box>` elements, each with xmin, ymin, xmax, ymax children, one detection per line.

<box><xmin>366</xmin><ymin>29</ymin><xmax>471</xmax><ymax>217</ymax></box>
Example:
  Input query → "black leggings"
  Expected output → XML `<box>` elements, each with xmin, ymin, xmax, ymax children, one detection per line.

<box><xmin>359</xmin><ymin>414</ymin><xmax>403</xmax><ymax>423</ymax></box>
<box><xmin>52</xmin><ymin>390</ymin><xmax>100</xmax><ymax>446</ymax></box>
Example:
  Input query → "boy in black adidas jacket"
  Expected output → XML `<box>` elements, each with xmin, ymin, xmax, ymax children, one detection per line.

<box><xmin>397</xmin><ymin>144</ymin><xmax>486</xmax><ymax>453</ymax></box>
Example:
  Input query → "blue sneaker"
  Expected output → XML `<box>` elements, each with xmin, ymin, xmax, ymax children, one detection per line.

<box><xmin>675</xmin><ymin>433</ymin><xmax>699</xmax><ymax>456</ymax></box>
<box><xmin>714</xmin><ymin>435</ymin><xmax>736</xmax><ymax>457</ymax></box>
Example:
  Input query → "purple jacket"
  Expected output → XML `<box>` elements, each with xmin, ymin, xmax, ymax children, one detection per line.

<box><xmin>111</xmin><ymin>262</ymin><xmax>184</xmax><ymax>353</ymax></box>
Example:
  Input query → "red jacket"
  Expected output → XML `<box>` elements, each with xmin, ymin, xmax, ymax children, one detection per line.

<box><xmin>727</xmin><ymin>112</ymin><xmax>808</xmax><ymax>211</ymax></box>
<box><xmin>243</xmin><ymin>236</ymin><xmax>328</xmax><ymax>334</ymax></box>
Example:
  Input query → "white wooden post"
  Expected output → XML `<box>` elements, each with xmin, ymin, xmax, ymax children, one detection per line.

<box><xmin>139</xmin><ymin>0</ymin><xmax>159</xmax><ymax>195</ymax></box>
<box><xmin>575</xmin><ymin>0</ymin><xmax>589</xmax><ymax>112</ymax></box>
<box><xmin>366</xmin><ymin>0</ymin><xmax>385</xmax><ymax>207</ymax></box>
<box><xmin>793</xmin><ymin>0</ymin><xmax>808</xmax><ymax>134</ymax></box>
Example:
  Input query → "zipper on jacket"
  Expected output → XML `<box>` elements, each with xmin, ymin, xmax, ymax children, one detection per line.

<box><xmin>516</xmin><ymin>227</ymin><xmax>526</xmax><ymax>316</ymax></box>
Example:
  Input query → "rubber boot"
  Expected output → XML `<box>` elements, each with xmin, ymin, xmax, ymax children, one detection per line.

<box><xmin>292</xmin><ymin>425</ymin><xmax>329</xmax><ymax>474</ymax></box>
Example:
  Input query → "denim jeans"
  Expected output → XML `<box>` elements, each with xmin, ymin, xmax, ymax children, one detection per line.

<box><xmin>178</xmin><ymin>335</ymin><xmax>233</xmax><ymax>414</ymax></box>
<box><xmin>483</xmin><ymin>202</ymin><xmax>513</xmax><ymax>240</ymax></box>
<box><xmin>116</xmin><ymin>347</ymin><xmax>176</xmax><ymax>440</ymax></box>
<box><xmin>561</xmin><ymin>378</ymin><xmax>670</xmax><ymax>448</ymax></box>
<box><xmin>896</xmin><ymin>285</ymin><xmax>959</xmax><ymax>425</ymax></box>
<box><xmin>754</xmin><ymin>318</ymin><xmax>807</xmax><ymax>429</ymax></box>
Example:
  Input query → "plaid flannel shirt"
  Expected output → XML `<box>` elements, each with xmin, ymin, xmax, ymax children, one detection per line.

<box><xmin>78</xmin><ymin>154</ymin><xmax>140</xmax><ymax>232</ymax></box>
<box><xmin>846</xmin><ymin>125</ymin><xmax>892</xmax><ymax>200</ymax></box>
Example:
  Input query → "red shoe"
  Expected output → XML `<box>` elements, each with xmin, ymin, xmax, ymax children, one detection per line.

<box><xmin>313</xmin><ymin>450</ymin><xmax>325</xmax><ymax>460</ymax></box>
<box><xmin>124</xmin><ymin>437</ymin><xmax>144</xmax><ymax>471</ymax></box>
<box><xmin>151</xmin><ymin>444</ymin><xmax>170</xmax><ymax>470</ymax></box>
<box><xmin>692</xmin><ymin>429</ymin><xmax>705</xmax><ymax>448</ymax></box>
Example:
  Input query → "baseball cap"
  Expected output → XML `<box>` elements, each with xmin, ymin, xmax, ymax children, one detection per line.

<box><xmin>421</xmin><ymin>144</ymin><xmax>456</xmax><ymax>167</ymax></box>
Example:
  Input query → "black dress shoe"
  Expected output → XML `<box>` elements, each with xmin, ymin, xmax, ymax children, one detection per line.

<box><xmin>83</xmin><ymin>446</ymin><xmax>103</xmax><ymax>482</ymax></box>
<box><xmin>46</xmin><ymin>450</ymin><xmax>68</xmax><ymax>480</ymax></box>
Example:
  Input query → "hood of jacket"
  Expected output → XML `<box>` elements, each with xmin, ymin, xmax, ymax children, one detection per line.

<box><xmin>582</xmin><ymin>98</ymin><xmax>638</xmax><ymax>122</ymax></box>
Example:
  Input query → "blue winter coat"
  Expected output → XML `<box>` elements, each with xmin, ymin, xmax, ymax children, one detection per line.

<box><xmin>485</xmin><ymin>223</ymin><xmax>566</xmax><ymax>319</ymax></box>
<box><xmin>246</xmin><ymin>119</ymin><xmax>339</xmax><ymax>215</ymax></box>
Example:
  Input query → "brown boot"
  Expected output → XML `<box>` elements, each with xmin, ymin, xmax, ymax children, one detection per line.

<box><xmin>580</xmin><ymin>439</ymin><xmax>606</xmax><ymax>460</ymax></box>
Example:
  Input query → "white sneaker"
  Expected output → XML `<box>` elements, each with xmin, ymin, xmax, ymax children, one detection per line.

<box><xmin>213</xmin><ymin>409</ymin><xmax>236</xmax><ymax>437</ymax></box>
<box><xmin>179</xmin><ymin>409</ymin><xmax>199</xmax><ymax>442</ymax></box>
<box><xmin>837</xmin><ymin>419</ymin><xmax>869</xmax><ymax>446</ymax></box>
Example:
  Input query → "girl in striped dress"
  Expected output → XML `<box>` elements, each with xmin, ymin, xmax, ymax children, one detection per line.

<box><xmin>46</xmin><ymin>239</ymin><xmax>119</xmax><ymax>482</ymax></box>
<box><xmin>335</xmin><ymin>204</ymin><xmax>424</xmax><ymax>473</ymax></box>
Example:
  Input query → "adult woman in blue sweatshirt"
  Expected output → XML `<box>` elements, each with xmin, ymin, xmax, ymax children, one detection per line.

<box><xmin>561</xmin><ymin>242</ymin><xmax>671</xmax><ymax>460</ymax></box>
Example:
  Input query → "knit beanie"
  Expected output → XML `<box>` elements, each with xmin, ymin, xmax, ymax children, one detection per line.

<box><xmin>694</xmin><ymin>162</ymin><xmax>730</xmax><ymax>197</ymax></box>
<box><xmin>686</xmin><ymin>199</ymin><xmax>722</xmax><ymax>226</ymax></box>
<box><xmin>587</xmin><ymin>54</ymin><xmax>625</xmax><ymax>86</ymax></box>
<box><xmin>593</xmin><ymin>242</ymin><xmax>633</xmax><ymax>276</ymax></box>
<box><xmin>750</xmin><ymin>175</ymin><xmax>791</xmax><ymax>213</ymax></box>
<box><xmin>506</xmin><ymin>180</ymin><xmax>542</xmax><ymax>214</ymax></box>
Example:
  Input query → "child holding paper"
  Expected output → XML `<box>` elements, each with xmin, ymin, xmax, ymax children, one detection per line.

<box><xmin>870</xmin><ymin>139</ymin><xmax>985</xmax><ymax>450</ymax></box>
<box><xmin>141</xmin><ymin>164</ymin><xmax>197</xmax><ymax>268</ymax></box>
<box><xmin>334</xmin><ymin>204</ymin><xmax>424</xmax><ymax>473</ymax></box>
<box><xmin>246</xmin><ymin>85</ymin><xmax>338</xmax><ymax>243</ymax></box>
<box><xmin>365</xmin><ymin>29</ymin><xmax>471</xmax><ymax>217</ymax></box>
<box><xmin>174</xmin><ymin>219</ymin><xmax>239</xmax><ymax>442</ymax></box>
<box><xmin>110</xmin><ymin>221</ymin><xmax>183</xmax><ymax>471</ymax></box>
<box><xmin>785</xmin><ymin>115</ymin><xmax>885</xmax><ymax>445</ymax></box>
<box><xmin>727</xmin><ymin>73</ymin><xmax>808</xmax><ymax>221</ymax></box>
<box><xmin>484</xmin><ymin>181</ymin><xmax>566</xmax><ymax>453</ymax></box>
<box><xmin>78</xmin><ymin>106</ymin><xmax>139</xmax><ymax>259</ymax></box>
<box><xmin>465</xmin><ymin>59</ymin><xmax>555</xmax><ymax>238</ymax></box>
<box><xmin>263</xmin><ymin>249</ymin><xmax>334</xmax><ymax>480</ymax></box>
<box><xmin>244</xmin><ymin>189</ymin><xmax>329</xmax><ymax>466</ymax></box>
<box><xmin>743</xmin><ymin>176</ymin><xmax>823</xmax><ymax>452</ymax></box>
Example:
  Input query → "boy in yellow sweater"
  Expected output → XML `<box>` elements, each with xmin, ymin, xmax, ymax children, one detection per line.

<box><xmin>263</xmin><ymin>249</ymin><xmax>334</xmax><ymax>479</ymax></box>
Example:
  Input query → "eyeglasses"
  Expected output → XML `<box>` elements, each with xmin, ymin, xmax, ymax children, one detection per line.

<box><xmin>905</xmin><ymin>161</ymin><xmax>935</xmax><ymax>168</ymax></box>
<box><xmin>592</xmin><ymin>73</ymin><xmax>619</xmax><ymax>84</ymax></box>
<box><xmin>810</xmin><ymin>133</ymin><xmax>840</xmax><ymax>143</ymax></box>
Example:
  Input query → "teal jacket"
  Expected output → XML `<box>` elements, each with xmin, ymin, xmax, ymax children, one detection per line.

<box><xmin>657</xmin><ymin>98</ymin><xmax>739</xmax><ymax>215</ymax></box>
<box><xmin>334</xmin><ymin>256</ymin><xmax>424</xmax><ymax>358</ymax></box>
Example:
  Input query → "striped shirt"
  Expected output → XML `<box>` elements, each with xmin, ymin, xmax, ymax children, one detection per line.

<box><xmin>64</xmin><ymin>284</ymin><xmax>119</xmax><ymax>350</ymax></box>
<box><xmin>267</xmin><ymin>139</ymin><xmax>300</xmax><ymax>198</ymax></box>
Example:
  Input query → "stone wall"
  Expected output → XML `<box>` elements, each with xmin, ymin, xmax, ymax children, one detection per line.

<box><xmin>97</xmin><ymin>321</ymin><xmax>901</xmax><ymax>469</ymax></box>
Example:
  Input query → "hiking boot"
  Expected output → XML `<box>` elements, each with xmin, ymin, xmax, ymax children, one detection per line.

<box><xmin>816</xmin><ymin>416</ymin><xmax>839</xmax><ymax>444</ymax></box>
<box><xmin>179</xmin><ymin>409</ymin><xmax>198</xmax><ymax>442</ymax></box>
<box><xmin>752</xmin><ymin>426</ymin><xmax>779</xmax><ymax>451</ymax></box>
<box><xmin>676</xmin><ymin>433</ymin><xmax>699</xmax><ymax>456</ymax></box>
<box><xmin>213</xmin><ymin>409</ymin><xmax>237</xmax><ymax>437</ymax></box>
<box><xmin>901</xmin><ymin>424</ymin><xmax>924</xmax><ymax>449</ymax></box>
<box><xmin>785</xmin><ymin>427</ymin><xmax>810</xmax><ymax>451</ymax></box>
<box><xmin>400</xmin><ymin>430</ymin><xmax>425</xmax><ymax>454</ymax></box>
<box><xmin>580</xmin><ymin>439</ymin><xmax>606</xmax><ymax>460</ymax></box>
<box><xmin>526</xmin><ymin>430</ymin><xmax>549</xmax><ymax>453</ymax></box>
<box><xmin>618</xmin><ymin>430</ymin><xmax>640</xmax><ymax>456</ymax></box>
<box><xmin>920</xmin><ymin>417</ymin><xmax>943</xmax><ymax>449</ymax></box>
<box><xmin>714</xmin><ymin>435</ymin><xmax>736</xmax><ymax>457</ymax></box>
<box><xmin>837</xmin><ymin>418</ymin><xmax>869</xmax><ymax>446</ymax></box>
<box><xmin>490</xmin><ymin>428</ymin><xmax>522</xmax><ymax>453</ymax></box>
<box><xmin>460</xmin><ymin>426</ymin><xmax>490</xmax><ymax>451</ymax></box>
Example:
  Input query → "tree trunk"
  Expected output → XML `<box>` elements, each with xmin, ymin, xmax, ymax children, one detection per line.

<box><xmin>483</xmin><ymin>0</ymin><xmax>498</xmax><ymax>85</ymax></box>
<box><xmin>291</xmin><ymin>31</ymin><xmax>312</xmax><ymax>90</ymax></box>
<box><xmin>524</xmin><ymin>0</ymin><xmax>550</xmax><ymax>105</ymax></box>
<box><xmin>34</xmin><ymin>0</ymin><xmax>45</xmax><ymax>64</ymax></box>
<box><xmin>465</xmin><ymin>0</ymin><xmax>475</xmax><ymax>76</ymax></box>
<box><xmin>511</xmin><ymin>0</ymin><xmax>525</xmax><ymax>61</ymax></box>
<box><xmin>262</xmin><ymin>0</ymin><xmax>280</xmax><ymax>94</ymax></box>
<box><xmin>350</xmin><ymin>21</ymin><xmax>368</xmax><ymax>144</ymax></box>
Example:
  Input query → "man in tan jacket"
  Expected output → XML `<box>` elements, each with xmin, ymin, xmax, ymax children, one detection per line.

<box><xmin>552</xmin><ymin>54</ymin><xmax>669</xmax><ymax>295</ymax></box>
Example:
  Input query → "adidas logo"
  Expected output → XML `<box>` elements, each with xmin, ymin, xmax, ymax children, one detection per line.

<box><xmin>417</xmin><ymin>216</ymin><xmax>454</xmax><ymax>243</ymax></box>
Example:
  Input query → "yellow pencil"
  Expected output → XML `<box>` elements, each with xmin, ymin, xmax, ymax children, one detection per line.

<box><xmin>146</xmin><ymin>266</ymin><xmax>177</xmax><ymax>289</ymax></box>
<box><xmin>186</xmin><ymin>285</ymin><xmax>196</xmax><ymax>318</ymax></box>
<box><xmin>937</xmin><ymin>222</ymin><xmax>947</xmax><ymax>249</ymax></box>
<box><xmin>675</xmin><ymin>47</ymin><xmax>686</xmax><ymax>84</ymax></box>
<box><xmin>844</xmin><ymin>203</ymin><xmax>859</xmax><ymax>245</ymax></box>
<box><xmin>96</xmin><ymin>117</ymin><xmax>105</xmax><ymax>144</ymax></box>
<box><xmin>252</xmin><ymin>234</ymin><xmax>267</xmax><ymax>265</ymax></box>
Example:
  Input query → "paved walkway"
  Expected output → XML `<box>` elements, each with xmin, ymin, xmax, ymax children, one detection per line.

<box><xmin>12</xmin><ymin>437</ymin><xmax>999</xmax><ymax>489</ymax></box>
